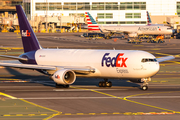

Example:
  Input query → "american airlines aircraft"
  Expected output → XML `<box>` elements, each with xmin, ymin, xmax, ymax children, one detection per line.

<box><xmin>0</xmin><ymin>5</ymin><xmax>175</xmax><ymax>90</ymax></box>
<box><xmin>85</xmin><ymin>12</ymin><xmax>175</xmax><ymax>37</ymax></box>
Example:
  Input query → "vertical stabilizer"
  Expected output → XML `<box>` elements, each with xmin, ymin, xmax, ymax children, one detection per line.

<box><xmin>16</xmin><ymin>5</ymin><xmax>41</xmax><ymax>53</ymax></box>
<box><xmin>85</xmin><ymin>12</ymin><xmax>102</xmax><ymax>32</ymax></box>
<box><xmin>147</xmin><ymin>11</ymin><xmax>152</xmax><ymax>25</ymax></box>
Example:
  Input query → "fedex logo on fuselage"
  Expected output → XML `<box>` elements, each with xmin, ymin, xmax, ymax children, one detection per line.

<box><xmin>22</xmin><ymin>30</ymin><xmax>31</xmax><ymax>37</ymax></box>
<box><xmin>102</xmin><ymin>53</ymin><xmax>128</xmax><ymax>67</ymax></box>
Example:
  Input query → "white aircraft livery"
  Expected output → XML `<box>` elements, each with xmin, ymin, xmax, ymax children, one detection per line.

<box><xmin>85</xmin><ymin>12</ymin><xmax>175</xmax><ymax>37</ymax></box>
<box><xmin>0</xmin><ymin>5</ymin><xmax>175</xmax><ymax>90</ymax></box>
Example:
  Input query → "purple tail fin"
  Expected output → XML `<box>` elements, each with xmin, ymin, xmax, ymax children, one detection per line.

<box><xmin>16</xmin><ymin>5</ymin><xmax>41</xmax><ymax>53</ymax></box>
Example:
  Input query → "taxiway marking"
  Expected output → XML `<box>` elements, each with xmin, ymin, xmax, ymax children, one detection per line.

<box><xmin>3</xmin><ymin>112</ymin><xmax>175</xmax><ymax>117</ymax></box>
<box><xmin>15</xmin><ymin>96</ymin><xmax>180</xmax><ymax>100</ymax></box>
<box><xmin>0</xmin><ymin>92</ymin><xmax>61</xmax><ymax>120</ymax></box>
<box><xmin>72</xmin><ymin>87</ymin><xmax>180</xmax><ymax>114</ymax></box>
<box><xmin>0</xmin><ymin>92</ymin><xmax>17</xmax><ymax>99</ymax></box>
<box><xmin>168</xmin><ymin>61</ymin><xmax>180</xmax><ymax>65</ymax></box>
<box><xmin>1</xmin><ymin>88</ymin><xmax>180</xmax><ymax>118</ymax></box>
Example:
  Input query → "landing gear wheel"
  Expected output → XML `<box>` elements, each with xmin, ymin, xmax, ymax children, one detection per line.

<box><xmin>99</xmin><ymin>81</ymin><xmax>103</xmax><ymax>87</ymax></box>
<box><xmin>142</xmin><ymin>85</ymin><xmax>148</xmax><ymax>91</ymax></box>
<box><xmin>106</xmin><ymin>81</ymin><xmax>112</xmax><ymax>87</ymax></box>
<box><xmin>102</xmin><ymin>82</ymin><xmax>106</xmax><ymax>87</ymax></box>
<box><xmin>99</xmin><ymin>79</ymin><xmax>112</xmax><ymax>87</ymax></box>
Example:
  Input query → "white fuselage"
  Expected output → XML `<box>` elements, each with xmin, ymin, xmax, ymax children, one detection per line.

<box><xmin>35</xmin><ymin>49</ymin><xmax>159</xmax><ymax>79</ymax></box>
<box><xmin>100</xmin><ymin>25</ymin><xmax>172</xmax><ymax>35</ymax></box>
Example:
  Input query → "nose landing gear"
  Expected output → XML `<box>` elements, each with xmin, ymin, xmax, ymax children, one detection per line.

<box><xmin>142</xmin><ymin>85</ymin><xmax>148</xmax><ymax>90</ymax></box>
<box><xmin>99</xmin><ymin>79</ymin><xmax>112</xmax><ymax>87</ymax></box>
<box><xmin>141</xmin><ymin>77</ymin><xmax>151</xmax><ymax>90</ymax></box>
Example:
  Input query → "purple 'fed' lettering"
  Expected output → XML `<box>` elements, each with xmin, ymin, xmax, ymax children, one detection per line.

<box><xmin>101</xmin><ymin>53</ymin><xmax>128</xmax><ymax>67</ymax></box>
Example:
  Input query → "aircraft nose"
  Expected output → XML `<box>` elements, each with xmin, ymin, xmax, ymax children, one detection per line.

<box><xmin>172</xmin><ymin>29</ymin><xmax>177</xmax><ymax>34</ymax></box>
<box><xmin>172</xmin><ymin>29</ymin><xmax>177</xmax><ymax>37</ymax></box>
<box><xmin>152</xmin><ymin>63</ymin><xmax>160</xmax><ymax>75</ymax></box>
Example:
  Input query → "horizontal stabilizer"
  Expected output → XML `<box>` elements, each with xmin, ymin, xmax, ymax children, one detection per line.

<box><xmin>156</xmin><ymin>56</ymin><xmax>175</xmax><ymax>62</ymax></box>
<box><xmin>0</xmin><ymin>55</ymin><xmax>28</xmax><ymax>61</ymax></box>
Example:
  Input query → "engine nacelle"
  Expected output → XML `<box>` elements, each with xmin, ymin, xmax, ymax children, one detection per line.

<box><xmin>51</xmin><ymin>69</ymin><xmax>76</xmax><ymax>85</ymax></box>
<box><xmin>128</xmin><ymin>33</ymin><xmax>138</xmax><ymax>37</ymax></box>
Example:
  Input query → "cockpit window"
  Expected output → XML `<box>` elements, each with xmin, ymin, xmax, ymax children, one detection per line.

<box><xmin>141</xmin><ymin>58</ymin><xmax>157</xmax><ymax>62</ymax></box>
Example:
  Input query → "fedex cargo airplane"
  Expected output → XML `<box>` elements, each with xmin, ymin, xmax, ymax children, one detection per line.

<box><xmin>85</xmin><ymin>12</ymin><xmax>175</xmax><ymax>37</ymax></box>
<box><xmin>0</xmin><ymin>5</ymin><xmax>175</xmax><ymax>90</ymax></box>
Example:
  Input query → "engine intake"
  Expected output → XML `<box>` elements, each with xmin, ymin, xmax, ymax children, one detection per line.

<box><xmin>51</xmin><ymin>69</ymin><xmax>76</xmax><ymax>85</ymax></box>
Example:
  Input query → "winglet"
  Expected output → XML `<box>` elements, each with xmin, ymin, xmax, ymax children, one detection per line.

<box><xmin>16</xmin><ymin>5</ymin><xmax>42</xmax><ymax>53</ymax></box>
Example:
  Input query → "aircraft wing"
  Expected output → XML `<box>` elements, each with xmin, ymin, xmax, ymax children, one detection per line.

<box><xmin>156</xmin><ymin>56</ymin><xmax>175</xmax><ymax>62</ymax></box>
<box><xmin>103</xmin><ymin>29</ymin><xmax>130</xmax><ymax>34</ymax></box>
<box><xmin>0</xmin><ymin>62</ymin><xmax>95</xmax><ymax>74</ymax></box>
<box><xmin>0</xmin><ymin>62</ymin><xmax>56</xmax><ymax>70</ymax></box>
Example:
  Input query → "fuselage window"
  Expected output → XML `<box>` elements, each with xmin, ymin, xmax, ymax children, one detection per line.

<box><xmin>141</xmin><ymin>58</ymin><xmax>157</xmax><ymax>62</ymax></box>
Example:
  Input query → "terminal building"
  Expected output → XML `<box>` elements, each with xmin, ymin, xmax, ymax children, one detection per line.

<box><xmin>26</xmin><ymin>0</ymin><xmax>180</xmax><ymax>25</ymax></box>
<box><xmin>1</xmin><ymin>0</ymin><xmax>180</xmax><ymax>32</ymax></box>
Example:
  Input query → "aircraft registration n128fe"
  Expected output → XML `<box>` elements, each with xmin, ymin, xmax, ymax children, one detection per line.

<box><xmin>0</xmin><ymin>5</ymin><xmax>175</xmax><ymax>90</ymax></box>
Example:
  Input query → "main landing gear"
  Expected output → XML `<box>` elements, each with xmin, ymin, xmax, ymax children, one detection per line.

<box><xmin>99</xmin><ymin>79</ymin><xmax>112</xmax><ymax>87</ymax></box>
<box><xmin>141</xmin><ymin>77</ymin><xmax>151</xmax><ymax>91</ymax></box>
<box><xmin>56</xmin><ymin>83</ymin><xmax>69</xmax><ymax>88</ymax></box>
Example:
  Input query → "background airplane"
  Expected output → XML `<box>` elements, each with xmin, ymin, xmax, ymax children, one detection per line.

<box><xmin>85</xmin><ymin>12</ymin><xmax>175</xmax><ymax>38</ymax></box>
<box><xmin>0</xmin><ymin>5</ymin><xmax>175</xmax><ymax>90</ymax></box>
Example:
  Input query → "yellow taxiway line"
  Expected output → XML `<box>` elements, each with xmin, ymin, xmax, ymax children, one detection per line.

<box><xmin>0</xmin><ymin>92</ymin><xmax>61</xmax><ymax>120</ymax></box>
<box><xmin>71</xmin><ymin>87</ymin><xmax>180</xmax><ymax>114</ymax></box>
<box><xmin>1</xmin><ymin>88</ymin><xmax>180</xmax><ymax>118</ymax></box>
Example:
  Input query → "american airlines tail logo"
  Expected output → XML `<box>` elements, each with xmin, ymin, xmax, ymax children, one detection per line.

<box><xmin>22</xmin><ymin>30</ymin><xmax>31</xmax><ymax>37</ymax></box>
<box><xmin>102</xmin><ymin>53</ymin><xmax>128</xmax><ymax>67</ymax></box>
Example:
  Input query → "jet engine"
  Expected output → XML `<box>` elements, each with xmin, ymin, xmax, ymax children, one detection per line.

<box><xmin>128</xmin><ymin>33</ymin><xmax>138</xmax><ymax>37</ymax></box>
<box><xmin>51</xmin><ymin>69</ymin><xmax>76</xmax><ymax>85</ymax></box>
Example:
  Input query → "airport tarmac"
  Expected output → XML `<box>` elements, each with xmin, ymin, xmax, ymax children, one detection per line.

<box><xmin>0</xmin><ymin>32</ymin><xmax>180</xmax><ymax>120</ymax></box>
